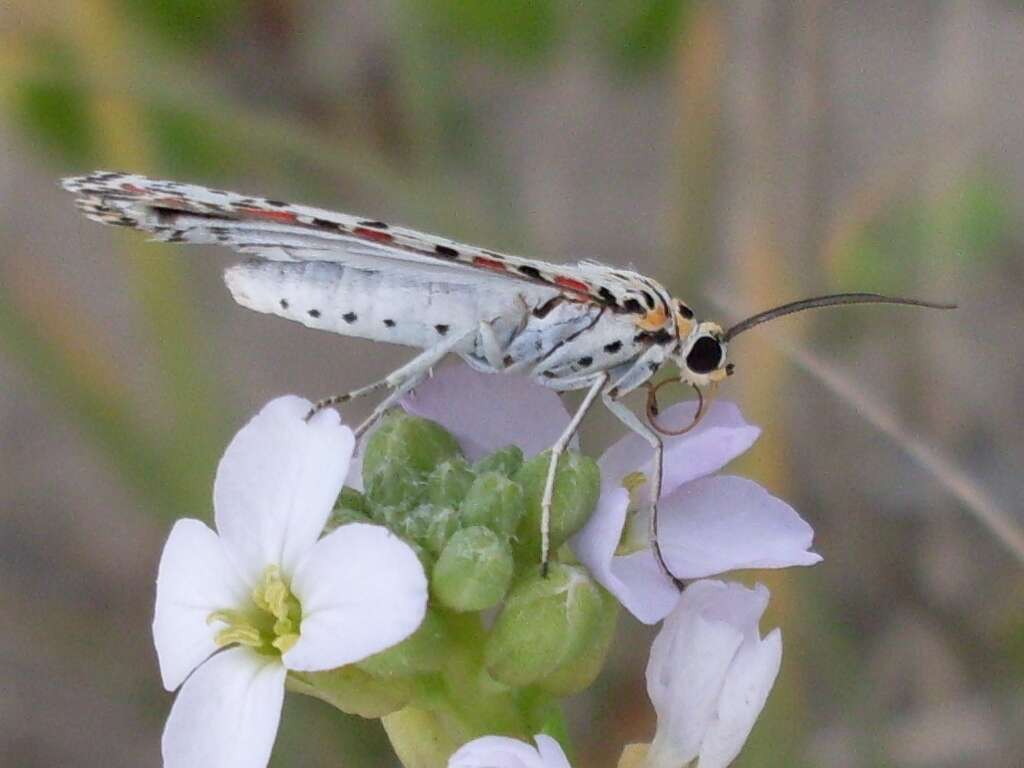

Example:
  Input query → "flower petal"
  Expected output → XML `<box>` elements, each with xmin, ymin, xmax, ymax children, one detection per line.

<box><xmin>448</xmin><ymin>735</ymin><xmax>567</xmax><ymax>768</ymax></box>
<box><xmin>402</xmin><ymin>364</ymin><xmax>571</xmax><ymax>460</ymax></box>
<box><xmin>162</xmin><ymin>646</ymin><xmax>286</xmax><ymax>768</ymax></box>
<box><xmin>534</xmin><ymin>735</ymin><xmax>573</xmax><ymax>768</ymax></box>
<box><xmin>214</xmin><ymin>396</ymin><xmax>355</xmax><ymax>585</ymax></box>
<box><xmin>153</xmin><ymin>519</ymin><xmax>249</xmax><ymax>691</ymax></box>
<box><xmin>284</xmin><ymin>522</ymin><xmax>428</xmax><ymax>671</ymax></box>
<box><xmin>698</xmin><ymin>628</ymin><xmax>782</xmax><ymax>768</ymax></box>
<box><xmin>646</xmin><ymin>581</ymin><xmax>749</xmax><ymax>768</ymax></box>
<box><xmin>598</xmin><ymin>401</ymin><xmax>759</xmax><ymax>499</ymax></box>
<box><xmin>571</xmin><ymin>488</ymin><xmax>680</xmax><ymax>624</ymax></box>
<box><xmin>659</xmin><ymin>476</ymin><xmax>822</xmax><ymax>580</ymax></box>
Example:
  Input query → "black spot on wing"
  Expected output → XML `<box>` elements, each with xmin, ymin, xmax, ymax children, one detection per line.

<box><xmin>383</xmin><ymin>318</ymin><xmax>396</xmax><ymax>328</ymax></box>
<box><xmin>308</xmin><ymin>309</ymin><xmax>321</xmax><ymax>318</ymax></box>
<box><xmin>343</xmin><ymin>312</ymin><xmax>357</xmax><ymax>323</ymax></box>
<box><xmin>312</xmin><ymin>217</ymin><xmax>344</xmax><ymax>230</ymax></box>
<box><xmin>358</xmin><ymin>220</ymin><xmax>389</xmax><ymax>229</ymax></box>
<box><xmin>280</xmin><ymin>299</ymin><xmax>289</xmax><ymax>309</ymax></box>
<box><xmin>518</xmin><ymin>265</ymin><xmax>542</xmax><ymax>280</ymax></box>
<box><xmin>603</xmin><ymin>340</ymin><xmax>622</xmax><ymax>354</ymax></box>
<box><xmin>435</xmin><ymin>244</ymin><xmax>459</xmax><ymax>258</ymax></box>
<box><xmin>622</xmin><ymin>298</ymin><xmax>643</xmax><ymax>314</ymax></box>
<box><xmin>577</xmin><ymin>356</ymin><xmax>593</xmax><ymax>368</ymax></box>
<box><xmin>598</xmin><ymin>286</ymin><xmax>617</xmax><ymax>305</ymax></box>
<box><xmin>434</xmin><ymin>324</ymin><xmax>449</xmax><ymax>335</ymax></box>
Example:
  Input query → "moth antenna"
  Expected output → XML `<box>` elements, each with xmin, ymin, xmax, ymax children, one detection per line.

<box><xmin>647</xmin><ymin>379</ymin><xmax>713</xmax><ymax>436</ymax></box>
<box><xmin>723</xmin><ymin>292</ymin><xmax>956</xmax><ymax>341</ymax></box>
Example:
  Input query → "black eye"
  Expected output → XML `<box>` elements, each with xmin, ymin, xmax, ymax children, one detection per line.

<box><xmin>686</xmin><ymin>336</ymin><xmax>723</xmax><ymax>374</ymax></box>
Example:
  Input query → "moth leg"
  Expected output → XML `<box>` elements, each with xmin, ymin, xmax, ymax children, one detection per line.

<box><xmin>540</xmin><ymin>373</ymin><xmax>608</xmax><ymax>576</ymax></box>
<box><xmin>353</xmin><ymin>371</ymin><xmax>427</xmax><ymax>438</ymax></box>
<box><xmin>307</xmin><ymin>329</ymin><xmax>474</xmax><ymax>419</ymax></box>
<box><xmin>601</xmin><ymin>390</ymin><xmax>683</xmax><ymax>590</ymax></box>
<box><xmin>478</xmin><ymin>319</ymin><xmax>507</xmax><ymax>370</ymax></box>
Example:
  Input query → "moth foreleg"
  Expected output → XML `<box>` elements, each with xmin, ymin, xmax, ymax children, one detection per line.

<box><xmin>540</xmin><ymin>373</ymin><xmax>608</xmax><ymax>576</ymax></box>
<box><xmin>601</xmin><ymin>390</ymin><xmax>682</xmax><ymax>590</ymax></box>
<box><xmin>605</xmin><ymin>345</ymin><xmax>668</xmax><ymax>398</ymax></box>
<box><xmin>354</xmin><ymin>370</ymin><xmax>427</xmax><ymax>438</ymax></box>
<box><xmin>307</xmin><ymin>328</ymin><xmax>474</xmax><ymax>419</ymax></box>
<box><xmin>478</xmin><ymin>319</ymin><xmax>507</xmax><ymax>370</ymax></box>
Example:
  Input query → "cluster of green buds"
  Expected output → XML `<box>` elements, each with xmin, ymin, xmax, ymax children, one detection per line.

<box><xmin>290</xmin><ymin>412</ymin><xmax>619</xmax><ymax>766</ymax></box>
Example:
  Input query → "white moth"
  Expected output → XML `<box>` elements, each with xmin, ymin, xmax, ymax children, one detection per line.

<box><xmin>62</xmin><ymin>172</ymin><xmax>952</xmax><ymax>581</ymax></box>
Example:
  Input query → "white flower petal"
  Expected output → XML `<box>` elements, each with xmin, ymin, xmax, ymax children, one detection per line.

<box><xmin>284</xmin><ymin>523</ymin><xmax>428</xmax><ymax>671</ymax></box>
<box><xmin>402</xmin><ymin>363</ymin><xmax>572</xmax><ymax>461</ymax></box>
<box><xmin>153</xmin><ymin>519</ymin><xmax>249</xmax><ymax>691</ymax></box>
<box><xmin>534</xmin><ymin>735</ymin><xmax>573</xmax><ymax>768</ymax></box>
<box><xmin>659</xmin><ymin>476</ymin><xmax>823</xmax><ymax>580</ymax></box>
<box><xmin>214</xmin><ymin>396</ymin><xmax>355</xmax><ymax>584</ymax></box>
<box><xmin>698</xmin><ymin>628</ymin><xmax>782</xmax><ymax>768</ymax></box>
<box><xmin>598</xmin><ymin>401</ymin><xmax>759</xmax><ymax>499</ymax></box>
<box><xmin>571</xmin><ymin>488</ymin><xmax>680</xmax><ymax>624</ymax></box>
<box><xmin>449</xmin><ymin>735</ymin><xmax>569</xmax><ymax>768</ymax></box>
<box><xmin>646</xmin><ymin>582</ymin><xmax>747</xmax><ymax>768</ymax></box>
<box><xmin>162</xmin><ymin>646</ymin><xmax>286</xmax><ymax>768</ymax></box>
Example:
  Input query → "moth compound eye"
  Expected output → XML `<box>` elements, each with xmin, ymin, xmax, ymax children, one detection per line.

<box><xmin>686</xmin><ymin>336</ymin><xmax>723</xmax><ymax>374</ymax></box>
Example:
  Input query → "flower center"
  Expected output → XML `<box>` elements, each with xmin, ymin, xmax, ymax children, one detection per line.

<box><xmin>208</xmin><ymin>565</ymin><xmax>302</xmax><ymax>656</ymax></box>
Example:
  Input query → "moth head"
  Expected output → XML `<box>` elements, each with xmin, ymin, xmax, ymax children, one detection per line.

<box><xmin>674</xmin><ymin>320</ymin><xmax>732</xmax><ymax>387</ymax></box>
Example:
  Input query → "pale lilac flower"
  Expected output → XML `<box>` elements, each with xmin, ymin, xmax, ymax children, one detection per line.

<box><xmin>153</xmin><ymin>396</ymin><xmax>428</xmax><ymax>768</ymax></box>
<box><xmin>573</xmin><ymin>399</ymin><xmax>821</xmax><ymax>624</ymax></box>
<box><xmin>402</xmin><ymin>364</ymin><xmax>820</xmax><ymax>624</ymax></box>
<box><xmin>645</xmin><ymin>580</ymin><xmax>782</xmax><ymax>768</ymax></box>
<box><xmin>449</xmin><ymin>734</ymin><xmax>572</xmax><ymax>768</ymax></box>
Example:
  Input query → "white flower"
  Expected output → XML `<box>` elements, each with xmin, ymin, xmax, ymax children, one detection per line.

<box><xmin>153</xmin><ymin>396</ymin><xmax>428</xmax><ymax>768</ymax></box>
<box><xmin>449</xmin><ymin>734</ymin><xmax>572</xmax><ymax>768</ymax></box>
<box><xmin>645</xmin><ymin>580</ymin><xmax>782</xmax><ymax>768</ymax></box>
<box><xmin>573</xmin><ymin>400</ymin><xmax>822</xmax><ymax>624</ymax></box>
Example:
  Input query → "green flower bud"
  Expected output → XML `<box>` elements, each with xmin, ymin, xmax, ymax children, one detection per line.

<box><xmin>326</xmin><ymin>487</ymin><xmax>373</xmax><ymax>531</ymax></box>
<box><xmin>387</xmin><ymin>503</ymin><xmax>460</xmax><ymax>557</ymax></box>
<box><xmin>363</xmin><ymin>412</ymin><xmax>462</xmax><ymax>480</ymax></box>
<box><xmin>336</xmin><ymin>486</ymin><xmax>368</xmax><ymax>514</ymax></box>
<box><xmin>356</xmin><ymin>609</ymin><xmax>449</xmax><ymax>679</ymax></box>
<box><xmin>513</xmin><ymin>451</ymin><xmax>600</xmax><ymax>563</ymax></box>
<box><xmin>460</xmin><ymin>471</ymin><xmax>525</xmax><ymax>537</ymax></box>
<box><xmin>537</xmin><ymin>584</ymin><xmax>618</xmax><ymax>696</ymax></box>
<box><xmin>432</xmin><ymin>526</ymin><xmax>514</xmax><ymax>612</ymax></box>
<box><xmin>325</xmin><ymin>505</ymin><xmax>374</xmax><ymax>531</ymax></box>
<box><xmin>473</xmin><ymin>445</ymin><xmax>524</xmax><ymax>477</ymax></box>
<box><xmin>364</xmin><ymin>458</ymin><xmax>425</xmax><ymax>513</ymax></box>
<box><xmin>425</xmin><ymin>458</ymin><xmax>476</xmax><ymax>508</ymax></box>
<box><xmin>484</xmin><ymin>563</ymin><xmax>608</xmax><ymax>687</ymax></box>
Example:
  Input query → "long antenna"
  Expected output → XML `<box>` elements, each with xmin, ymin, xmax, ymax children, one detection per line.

<box><xmin>723</xmin><ymin>292</ymin><xmax>956</xmax><ymax>341</ymax></box>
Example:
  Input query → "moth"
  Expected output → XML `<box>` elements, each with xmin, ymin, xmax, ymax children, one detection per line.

<box><xmin>62</xmin><ymin>172</ymin><xmax>953</xmax><ymax>582</ymax></box>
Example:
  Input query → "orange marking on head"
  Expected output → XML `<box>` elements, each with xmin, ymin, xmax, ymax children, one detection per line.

<box><xmin>675</xmin><ymin>314</ymin><xmax>695</xmax><ymax>338</ymax></box>
<box><xmin>238</xmin><ymin>207</ymin><xmax>299</xmax><ymax>224</ymax></box>
<box><xmin>635</xmin><ymin>306</ymin><xmax>668</xmax><ymax>330</ymax></box>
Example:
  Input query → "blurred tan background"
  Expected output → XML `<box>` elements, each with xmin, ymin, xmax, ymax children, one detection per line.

<box><xmin>2</xmin><ymin>1</ymin><xmax>1023</xmax><ymax>766</ymax></box>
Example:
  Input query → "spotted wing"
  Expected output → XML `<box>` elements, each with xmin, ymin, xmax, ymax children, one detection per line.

<box><xmin>62</xmin><ymin>171</ymin><xmax>617</xmax><ymax>303</ymax></box>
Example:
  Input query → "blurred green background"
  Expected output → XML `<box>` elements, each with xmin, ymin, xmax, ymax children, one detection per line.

<box><xmin>2</xmin><ymin>1</ymin><xmax>1023</xmax><ymax>766</ymax></box>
